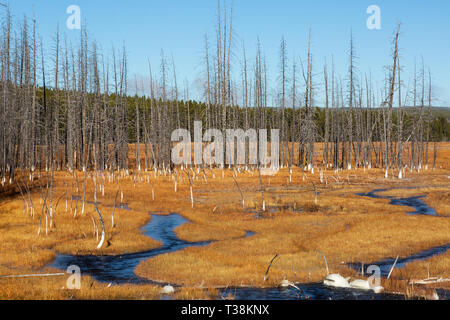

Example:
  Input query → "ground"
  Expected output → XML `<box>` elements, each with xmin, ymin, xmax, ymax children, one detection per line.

<box><xmin>0</xmin><ymin>142</ymin><xmax>449</xmax><ymax>299</ymax></box>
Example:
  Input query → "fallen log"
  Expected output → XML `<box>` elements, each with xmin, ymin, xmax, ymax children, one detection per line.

<box><xmin>409</xmin><ymin>277</ymin><xmax>450</xmax><ymax>285</ymax></box>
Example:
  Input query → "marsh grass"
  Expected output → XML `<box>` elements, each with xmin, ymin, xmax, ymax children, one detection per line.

<box><xmin>0</xmin><ymin>142</ymin><xmax>449</xmax><ymax>298</ymax></box>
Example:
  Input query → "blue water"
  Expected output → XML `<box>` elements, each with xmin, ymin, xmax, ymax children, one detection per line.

<box><xmin>356</xmin><ymin>188</ymin><xmax>437</xmax><ymax>216</ymax></box>
<box><xmin>221</xmin><ymin>284</ymin><xmax>405</xmax><ymax>300</ymax></box>
<box><xmin>48</xmin><ymin>188</ymin><xmax>448</xmax><ymax>300</ymax></box>
<box><xmin>50</xmin><ymin>213</ymin><xmax>211</xmax><ymax>285</ymax></box>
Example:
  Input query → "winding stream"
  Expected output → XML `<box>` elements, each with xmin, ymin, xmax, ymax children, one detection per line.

<box><xmin>50</xmin><ymin>213</ymin><xmax>212</xmax><ymax>285</ymax></box>
<box><xmin>356</xmin><ymin>188</ymin><xmax>437</xmax><ymax>216</ymax></box>
<box><xmin>48</xmin><ymin>187</ymin><xmax>449</xmax><ymax>300</ymax></box>
<box><xmin>352</xmin><ymin>187</ymin><xmax>448</xmax><ymax>274</ymax></box>
<box><xmin>220</xmin><ymin>284</ymin><xmax>405</xmax><ymax>300</ymax></box>
<box><xmin>348</xmin><ymin>243</ymin><xmax>450</xmax><ymax>277</ymax></box>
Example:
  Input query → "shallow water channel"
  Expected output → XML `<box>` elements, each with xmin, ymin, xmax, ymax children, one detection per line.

<box><xmin>50</xmin><ymin>188</ymin><xmax>449</xmax><ymax>300</ymax></box>
<box><xmin>356</xmin><ymin>187</ymin><xmax>437</xmax><ymax>216</ymax></box>
<box><xmin>50</xmin><ymin>213</ymin><xmax>211</xmax><ymax>285</ymax></box>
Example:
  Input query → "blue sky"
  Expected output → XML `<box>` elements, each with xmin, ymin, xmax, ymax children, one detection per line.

<box><xmin>7</xmin><ymin>0</ymin><xmax>450</xmax><ymax>106</ymax></box>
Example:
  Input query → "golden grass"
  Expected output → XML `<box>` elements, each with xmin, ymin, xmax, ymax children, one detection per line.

<box><xmin>0</xmin><ymin>267</ymin><xmax>217</xmax><ymax>300</ymax></box>
<box><xmin>380</xmin><ymin>250</ymin><xmax>450</xmax><ymax>299</ymax></box>
<box><xmin>376</xmin><ymin>187</ymin><xmax>450</xmax><ymax>217</ymax></box>
<box><xmin>0</xmin><ymin>142</ymin><xmax>449</xmax><ymax>299</ymax></box>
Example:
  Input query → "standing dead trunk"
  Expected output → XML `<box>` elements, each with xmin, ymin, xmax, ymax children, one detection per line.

<box><xmin>232</xmin><ymin>173</ymin><xmax>245</xmax><ymax>208</ymax></box>
<box><xmin>258</xmin><ymin>168</ymin><xmax>265</xmax><ymax>213</ymax></box>
<box><xmin>93</xmin><ymin>146</ymin><xmax>106</xmax><ymax>249</ymax></box>
<box><xmin>111</xmin><ymin>188</ymin><xmax>119</xmax><ymax>228</ymax></box>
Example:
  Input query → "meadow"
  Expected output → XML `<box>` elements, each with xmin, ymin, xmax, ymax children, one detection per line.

<box><xmin>0</xmin><ymin>142</ymin><xmax>448</xmax><ymax>299</ymax></box>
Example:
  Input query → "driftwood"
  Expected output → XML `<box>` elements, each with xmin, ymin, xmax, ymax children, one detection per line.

<box><xmin>0</xmin><ymin>273</ymin><xmax>65</xmax><ymax>278</ymax></box>
<box><xmin>409</xmin><ymin>277</ymin><xmax>450</xmax><ymax>285</ymax></box>
<box><xmin>263</xmin><ymin>253</ymin><xmax>279</xmax><ymax>281</ymax></box>
<box><xmin>288</xmin><ymin>282</ymin><xmax>303</xmax><ymax>294</ymax></box>
<box><xmin>387</xmin><ymin>255</ymin><xmax>399</xmax><ymax>279</ymax></box>
<box><xmin>317</xmin><ymin>250</ymin><xmax>329</xmax><ymax>275</ymax></box>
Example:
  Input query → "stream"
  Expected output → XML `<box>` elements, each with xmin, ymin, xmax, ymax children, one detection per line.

<box><xmin>49</xmin><ymin>187</ymin><xmax>449</xmax><ymax>300</ymax></box>
<box><xmin>50</xmin><ymin>213</ymin><xmax>211</xmax><ymax>285</ymax></box>
<box><xmin>356</xmin><ymin>187</ymin><xmax>437</xmax><ymax>216</ymax></box>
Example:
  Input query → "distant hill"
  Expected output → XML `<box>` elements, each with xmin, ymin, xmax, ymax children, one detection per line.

<box><xmin>312</xmin><ymin>106</ymin><xmax>450</xmax><ymax>119</ymax></box>
<box><xmin>429</xmin><ymin>107</ymin><xmax>450</xmax><ymax>119</ymax></box>
<box><xmin>403</xmin><ymin>107</ymin><xmax>450</xmax><ymax>120</ymax></box>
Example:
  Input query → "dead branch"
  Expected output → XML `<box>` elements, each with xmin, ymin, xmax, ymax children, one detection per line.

<box><xmin>264</xmin><ymin>253</ymin><xmax>279</xmax><ymax>281</ymax></box>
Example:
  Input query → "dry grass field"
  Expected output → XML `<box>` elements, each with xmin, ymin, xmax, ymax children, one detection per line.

<box><xmin>0</xmin><ymin>142</ymin><xmax>449</xmax><ymax>299</ymax></box>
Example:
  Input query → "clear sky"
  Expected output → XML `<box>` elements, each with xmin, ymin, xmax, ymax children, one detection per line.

<box><xmin>7</xmin><ymin>0</ymin><xmax>450</xmax><ymax>106</ymax></box>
